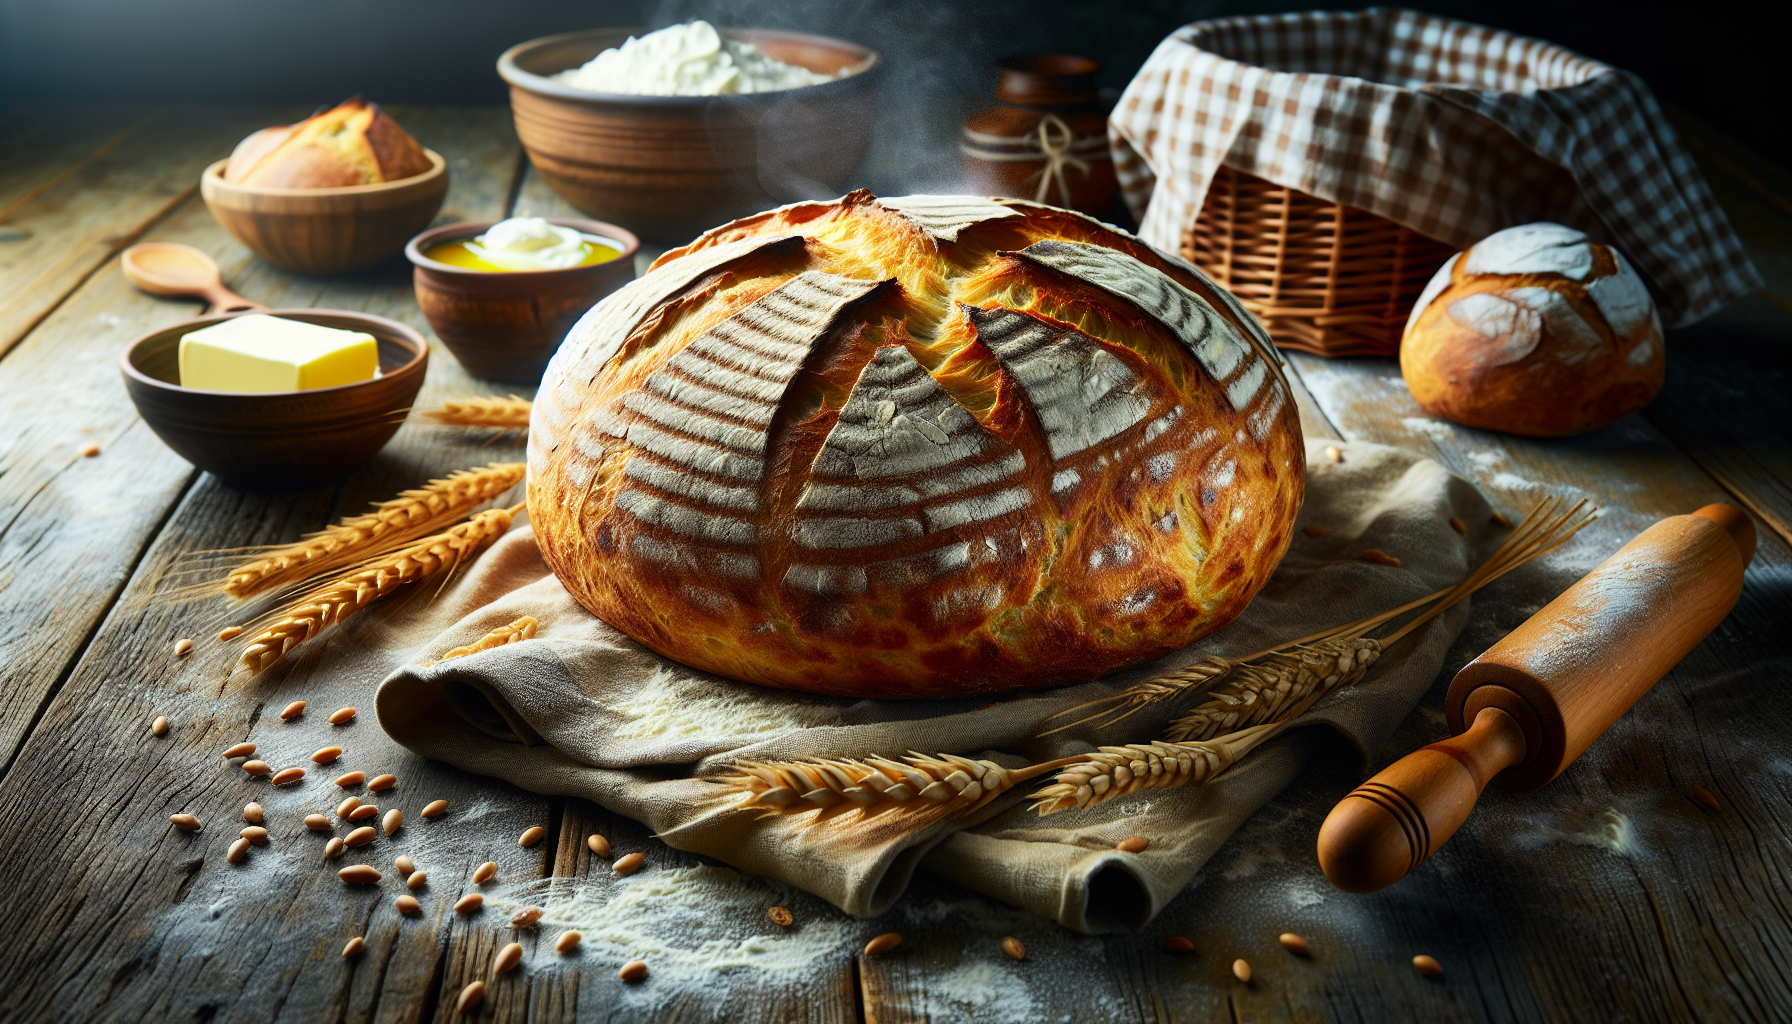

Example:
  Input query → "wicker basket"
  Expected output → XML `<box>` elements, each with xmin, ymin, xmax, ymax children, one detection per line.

<box><xmin>1184</xmin><ymin>165</ymin><xmax>1459</xmax><ymax>358</ymax></box>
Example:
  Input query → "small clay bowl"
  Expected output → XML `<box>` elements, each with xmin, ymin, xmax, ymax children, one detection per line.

<box><xmin>498</xmin><ymin>28</ymin><xmax>881</xmax><ymax>240</ymax></box>
<box><xmin>120</xmin><ymin>309</ymin><xmax>428</xmax><ymax>492</ymax></box>
<box><xmin>200</xmin><ymin>151</ymin><xmax>449</xmax><ymax>275</ymax></box>
<box><xmin>406</xmin><ymin>219</ymin><xmax>639</xmax><ymax>383</ymax></box>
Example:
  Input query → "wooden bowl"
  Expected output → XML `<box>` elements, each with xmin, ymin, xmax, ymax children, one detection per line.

<box><xmin>498</xmin><ymin>28</ymin><xmax>881</xmax><ymax>241</ymax></box>
<box><xmin>199</xmin><ymin>151</ymin><xmax>449</xmax><ymax>275</ymax></box>
<box><xmin>120</xmin><ymin>309</ymin><xmax>429</xmax><ymax>492</ymax></box>
<box><xmin>405</xmin><ymin>219</ymin><xmax>639</xmax><ymax>384</ymax></box>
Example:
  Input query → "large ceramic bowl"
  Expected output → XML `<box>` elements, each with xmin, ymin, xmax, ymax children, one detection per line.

<box><xmin>200</xmin><ymin>151</ymin><xmax>449</xmax><ymax>275</ymax></box>
<box><xmin>405</xmin><ymin>218</ymin><xmax>639</xmax><ymax>384</ymax></box>
<box><xmin>121</xmin><ymin>309</ymin><xmax>428</xmax><ymax>491</ymax></box>
<box><xmin>498</xmin><ymin>28</ymin><xmax>881</xmax><ymax>241</ymax></box>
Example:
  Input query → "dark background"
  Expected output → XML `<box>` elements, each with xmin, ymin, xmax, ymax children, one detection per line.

<box><xmin>2</xmin><ymin>0</ymin><xmax>1783</xmax><ymax>170</ymax></box>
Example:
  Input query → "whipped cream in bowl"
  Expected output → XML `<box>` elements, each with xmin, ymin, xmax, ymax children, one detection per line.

<box><xmin>551</xmin><ymin>21</ymin><xmax>848</xmax><ymax>97</ymax></box>
<box><xmin>468</xmin><ymin>217</ymin><xmax>595</xmax><ymax>271</ymax></box>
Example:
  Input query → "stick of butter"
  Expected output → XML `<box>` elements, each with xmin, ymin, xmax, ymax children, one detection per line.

<box><xmin>179</xmin><ymin>314</ymin><xmax>379</xmax><ymax>392</ymax></box>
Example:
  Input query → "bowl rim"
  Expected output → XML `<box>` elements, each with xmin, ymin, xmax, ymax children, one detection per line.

<box><xmin>405</xmin><ymin>217</ymin><xmax>642</xmax><ymax>277</ymax></box>
<box><xmin>200</xmin><ymin>148</ymin><xmax>447</xmax><ymax>198</ymax></box>
<box><xmin>120</xmin><ymin>308</ymin><xmax>428</xmax><ymax>399</ymax></box>
<box><xmin>497</xmin><ymin>26</ymin><xmax>882</xmax><ymax>106</ymax></box>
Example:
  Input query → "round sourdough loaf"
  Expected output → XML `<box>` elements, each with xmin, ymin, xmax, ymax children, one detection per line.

<box><xmin>1401</xmin><ymin>222</ymin><xmax>1665</xmax><ymax>437</ymax></box>
<box><xmin>528</xmin><ymin>192</ymin><xmax>1302</xmax><ymax>697</ymax></box>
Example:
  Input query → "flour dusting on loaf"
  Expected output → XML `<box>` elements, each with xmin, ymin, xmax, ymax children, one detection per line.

<box><xmin>529</xmin><ymin>191</ymin><xmax>1303</xmax><ymax>697</ymax></box>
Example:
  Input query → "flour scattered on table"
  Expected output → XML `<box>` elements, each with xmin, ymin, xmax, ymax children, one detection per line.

<box><xmin>1548</xmin><ymin>808</ymin><xmax>1636</xmax><ymax>855</ymax></box>
<box><xmin>1400</xmin><ymin>416</ymin><xmax>1456</xmax><ymax>443</ymax></box>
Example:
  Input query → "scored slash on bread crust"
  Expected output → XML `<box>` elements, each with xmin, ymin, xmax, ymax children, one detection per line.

<box><xmin>528</xmin><ymin>191</ymin><xmax>1304</xmax><ymax>698</ymax></box>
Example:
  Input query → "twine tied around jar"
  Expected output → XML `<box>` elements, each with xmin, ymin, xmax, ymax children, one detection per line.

<box><xmin>962</xmin><ymin>114</ymin><xmax>1111</xmax><ymax>207</ymax></box>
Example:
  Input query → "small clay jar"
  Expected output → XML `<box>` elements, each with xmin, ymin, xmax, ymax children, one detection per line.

<box><xmin>962</xmin><ymin>54</ymin><xmax>1116</xmax><ymax>217</ymax></box>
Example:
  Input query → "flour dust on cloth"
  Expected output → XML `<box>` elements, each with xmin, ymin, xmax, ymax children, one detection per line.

<box><xmin>1107</xmin><ymin>8</ymin><xmax>1759</xmax><ymax>326</ymax></box>
<box><xmin>375</xmin><ymin>440</ymin><xmax>1492</xmax><ymax>933</ymax></box>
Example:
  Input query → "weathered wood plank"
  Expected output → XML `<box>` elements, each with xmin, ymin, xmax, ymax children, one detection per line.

<box><xmin>0</xmin><ymin>105</ymin><xmax>550</xmax><ymax>1024</ymax></box>
<box><xmin>0</xmin><ymin>104</ymin><xmax>157</xmax><ymax>216</ymax></box>
<box><xmin>0</xmin><ymin>104</ymin><xmax>306</xmax><ymax>357</ymax></box>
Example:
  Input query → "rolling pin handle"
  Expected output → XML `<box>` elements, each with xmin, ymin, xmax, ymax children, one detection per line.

<box><xmin>1317</xmin><ymin>705</ymin><xmax>1528</xmax><ymax>893</ymax></box>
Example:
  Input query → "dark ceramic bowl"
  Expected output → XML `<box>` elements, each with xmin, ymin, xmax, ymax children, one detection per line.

<box><xmin>405</xmin><ymin>218</ymin><xmax>639</xmax><ymax>384</ymax></box>
<box><xmin>120</xmin><ymin>309</ymin><xmax>429</xmax><ymax>492</ymax></box>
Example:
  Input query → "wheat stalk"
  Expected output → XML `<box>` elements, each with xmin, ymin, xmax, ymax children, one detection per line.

<box><xmin>239</xmin><ymin>506</ymin><xmax>518</xmax><ymax>674</ymax></box>
<box><xmin>1029</xmin><ymin>726</ymin><xmax>1280</xmax><ymax>815</ymax></box>
<box><xmin>426</xmin><ymin>615</ymin><xmax>538</xmax><ymax>665</ymax></box>
<box><xmin>421</xmin><ymin>396</ymin><xmax>533</xmax><ymax>430</ymax></box>
<box><xmin>715</xmin><ymin>752</ymin><xmax>1084</xmax><ymax>818</ymax></box>
<box><xmin>222</xmin><ymin>463</ymin><xmax>524</xmax><ymax>599</ymax></box>
<box><xmin>1164</xmin><ymin>636</ymin><xmax>1382</xmax><ymax>742</ymax></box>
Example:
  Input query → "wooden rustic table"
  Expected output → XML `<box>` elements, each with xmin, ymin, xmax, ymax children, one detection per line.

<box><xmin>0</xmin><ymin>103</ymin><xmax>1788</xmax><ymax>1024</ymax></box>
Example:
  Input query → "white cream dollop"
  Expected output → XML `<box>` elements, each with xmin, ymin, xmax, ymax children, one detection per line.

<box><xmin>551</xmin><ymin>21</ymin><xmax>842</xmax><ymax>96</ymax></box>
<box><xmin>468</xmin><ymin>217</ymin><xmax>590</xmax><ymax>271</ymax></box>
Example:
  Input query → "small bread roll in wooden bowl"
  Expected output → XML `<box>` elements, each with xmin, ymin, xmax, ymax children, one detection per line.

<box><xmin>528</xmin><ymin>192</ymin><xmax>1303</xmax><ymax>698</ymax></box>
<box><xmin>1400</xmin><ymin>223</ymin><xmax>1664</xmax><ymax>437</ymax></box>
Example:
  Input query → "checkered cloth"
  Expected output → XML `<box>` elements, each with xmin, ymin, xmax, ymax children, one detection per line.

<box><xmin>1109</xmin><ymin>7</ymin><xmax>1759</xmax><ymax>327</ymax></box>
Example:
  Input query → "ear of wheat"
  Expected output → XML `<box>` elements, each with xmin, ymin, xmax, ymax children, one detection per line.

<box><xmin>221</xmin><ymin>463</ymin><xmax>525</xmax><ymax>599</ymax></box>
<box><xmin>426</xmin><ymin>615</ymin><xmax>538</xmax><ymax>665</ymax></box>
<box><xmin>239</xmin><ymin>506</ymin><xmax>519</xmax><ymax>674</ymax></box>
<box><xmin>421</xmin><ymin>396</ymin><xmax>533</xmax><ymax>430</ymax></box>
<box><xmin>713</xmin><ymin>497</ymin><xmax>1595</xmax><ymax>825</ymax></box>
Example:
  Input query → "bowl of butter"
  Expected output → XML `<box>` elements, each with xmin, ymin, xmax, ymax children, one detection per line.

<box><xmin>406</xmin><ymin>215</ymin><xmax>638</xmax><ymax>383</ymax></box>
<box><xmin>120</xmin><ymin>309</ymin><xmax>428</xmax><ymax>491</ymax></box>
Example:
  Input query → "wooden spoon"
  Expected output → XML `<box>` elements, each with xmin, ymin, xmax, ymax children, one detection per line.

<box><xmin>121</xmin><ymin>243</ymin><xmax>268</xmax><ymax>315</ymax></box>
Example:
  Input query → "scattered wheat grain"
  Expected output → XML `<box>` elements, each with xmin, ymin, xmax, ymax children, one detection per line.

<box><xmin>338</xmin><ymin>864</ymin><xmax>380</xmax><ymax>883</ymax></box>
<box><xmin>151</xmin><ymin>715</ymin><xmax>169</xmax><ymax>737</ymax></box>
<box><xmin>395</xmin><ymin>855</ymin><xmax>415</xmax><ymax>876</ymax></box>
<box><xmin>368</xmin><ymin>774</ymin><xmax>396</xmax><ymax>792</ymax></box>
<box><xmin>224</xmin><ymin>743</ymin><xmax>255</xmax><ymax>759</ymax></box>
<box><xmin>382</xmin><ymin>809</ymin><xmax>402</xmax><ymax>836</ymax></box>
<box><xmin>1116</xmin><ymin>836</ymin><xmax>1149</xmax><ymax>853</ymax></box>
<box><xmin>329</xmin><ymin>707</ymin><xmax>356</xmax><ymax>725</ymax></box>
<box><xmin>337</xmin><ymin>797</ymin><xmax>361</xmax><ymax>818</ymax></box>
<box><xmin>618</xmin><ymin>960</ymin><xmax>648</xmax><ymax>983</ymax></box>
<box><xmin>349</xmin><ymin>804</ymin><xmax>378</xmax><ymax>821</ymax></box>
<box><xmin>242</xmin><ymin>760</ymin><xmax>271</xmax><ymax>776</ymax></box>
<box><xmin>511</xmin><ymin>906</ymin><xmax>542</xmax><ymax>928</ymax></box>
<box><xmin>1692</xmin><ymin>785</ymin><xmax>1721</xmax><ymax>811</ymax></box>
<box><xmin>613</xmin><ymin>852</ymin><xmax>644</xmax><ymax>876</ymax></box>
<box><xmin>226</xmin><ymin>838</ymin><xmax>250</xmax><ymax>864</ymax></box>
<box><xmin>241</xmin><ymin>826</ymin><xmax>269</xmax><ymax>845</ymax></box>
<box><xmin>1232</xmin><ymin>958</ymin><xmax>1252</xmax><ymax>983</ymax></box>
<box><xmin>305</xmin><ymin>814</ymin><xmax>331</xmax><ymax>831</ymax></box>
<box><xmin>1163</xmin><ymin>936</ymin><xmax>1194</xmax><ymax>953</ymax></box>
<box><xmin>174</xmin><ymin>638</ymin><xmax>193</xmax><ymax>657</ymax></box>
<box><xmin>311</xmin><ymin>746</ymin><xmax>342</xmax><ymax>764</ymax></box>
<box><xmin>493</xmin><ymin>942</ymin><xmax>523</xmax><ymax>974</ymax></box>
<box><xmin>1279</xmin><ymin>933</ymin><xmax>1309</xmax><ymax>956</ymax></box>
<box><xmin>1492</xmin><ymin>511</ymin><xmax>1512</xmax><ymax>527</ymax></box>
<box><xmin>170</xmin><ymin>813</ymin><xmax>200</xmax><ymax>832</ymax></box>
<box><xmin>271</xmin><ymin>767</ymin><xmax>305</xmax><ymax>785</ymax></box>
<box><xmin>1002</xmin><ymin>937</ymin><xmax>1025</xmax><ymax>960</ymax></box>
<box><xmin>280</xmin><ymin>701</ymin><xmax>306</xmax><ymax>720</ymax></box>
<box><xmin>406</xmin><ymin>871</ymin><xmax>427</xmax><ymax>892</ymax></box>
<box><xmin>1413</xmin><ymin>954</ymin><xmax>1443</xmax><ymax>977</ymax></box>
<box><xmin>1302</xmin><ymin>525</ymin><xmax>1326</xmax><ymax>537</ymax></box>
<box><xmin>335</xmin><ymin>771</ymin><xmax>365</xmax><ymax>788</ymax></box>
<box><xmin>456</xmin><ymin>893</ymin><xmax>483</xmax><ymax>913</ymax></box>
<box><xmin>218</xmin><ymin>626</ymin><xmax>244</xmax><ymax>642</ymax></box>
<box><xmin>473</xmin><ymin>862</ymin><xmax>496</xmax><ymax>884</ymax></box>
<box><xmin>345</xmin><ymin>826</ymin><xmax>376</xmax><ymax>848</ymax></box>
<box><xmin>555</xmin><ymin>931</ymin><xmax>582</xmax><ymax>954</ymax></box>
<box><xmin>421</xmin><ymin>800</ymin><xmax>448</xmax><ymax>818</ymax></box>
<box><xmin>768</xmin><ymin>906</ymin><xmax>793</xmax><ymax>927</ymax></box>
<box><xmin>80</xmin><ymin>443</ymin><xmax>100</xmax><ymax>457</ymax></box>
<box><xmin>518</xmin><ymin>826</ymin><xmax>544</xmax><ymax>847</ymax></box>
<box><xmin>1449</xmin><ymin>517</ymin><xmax>1467</xmax><ymax>535</ymax></box>
<box><xmin>863</xmin><ymin>933</ymin><xmax>902</xmax><ymax>955</ymax></box>
<box><xmin>456</xmin><ymin>980</ymin><xmax>485</xmax><ymax>1015</ymax></box>
<box><xmin>395</xmin><ymin>894</ymin><xmax>420</xmax><ymax>915</ymax></box>
<box><xmin>586</xmin><ymin>834</ymin><xmax>610</xmax><ymax>857</ymax></box>
<box><xmin>1361</xmin><ymin>549</ymin><xmax>1402</xmax><ymax>567</ymax></box>
<box><xmin>324</xmin><ymin>837</ymin><xmax>345</xmax><ymax>859</ymax></box>
<box><xmin>343</xmin><ymin>936</ymin><xmax>364</xmax><ymax>958</ymax></box>
<box><xmin>243</xmin><ymin>802</ymin><xmax>263</xmax><ymax>824</ymax></box>
<box><xmin>1324</xmin><ymin>446</ymin><xmax>1342</xmax><ymax>463</ymax></box>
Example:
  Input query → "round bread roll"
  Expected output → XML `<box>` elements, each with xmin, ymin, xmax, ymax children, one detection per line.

<box><xmin>528</xmin><ymin>192</ymin><xmax>1302</xmax><ymax>697</ymax></box>
<box><xmin>1400</xmin><ymin>223</ymin><xmax>1664</xmax><ymax>437</ymax></box>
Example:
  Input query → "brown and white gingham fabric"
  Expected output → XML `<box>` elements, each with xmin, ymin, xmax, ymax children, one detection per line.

<box><xmin>1109</xmin><ymin>7</ymin><xmax>1760</xmax><ymax>327</ymax></box>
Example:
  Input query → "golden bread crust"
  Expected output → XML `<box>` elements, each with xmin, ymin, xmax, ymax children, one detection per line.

<box><xmin>227</xmin><ymin>99</ymin><xmax>431</xmax><ymax>188</ymax></box>
<box><xmin>1401</xmin><ymin>223</ymin><xmax>1664</xmax><ymax>437</ymax></box>
<box><xmin>528</xmin><ymin>193</ymin><xmax>1304</xmax><ymax>697</ymax></box>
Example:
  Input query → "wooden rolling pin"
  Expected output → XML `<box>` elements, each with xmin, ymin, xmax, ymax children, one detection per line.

<box><xmin>1317</xmin><ymin>503</ymin><xmax>1755</xmax><ymax>893</ymax></box>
